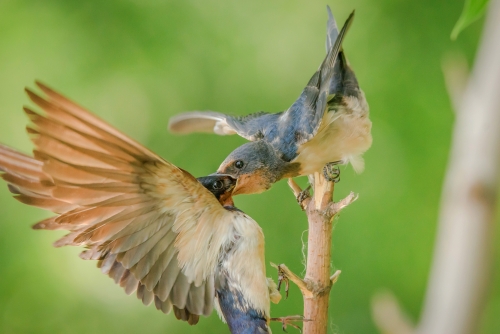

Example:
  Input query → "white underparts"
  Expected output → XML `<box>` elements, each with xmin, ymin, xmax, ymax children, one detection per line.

<box><xmin>294</xmin><ymin>94</ymin><xmax>372</xmax><ymax>175</ymax></box>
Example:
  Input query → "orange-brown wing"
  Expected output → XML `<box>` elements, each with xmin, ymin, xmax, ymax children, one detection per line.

<box><xmin>0</xmin><ymin>82</ymin><xmax>233</xmax><ymax>324</ymax></box>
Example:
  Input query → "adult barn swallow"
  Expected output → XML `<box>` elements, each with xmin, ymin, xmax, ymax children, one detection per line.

<box><xmin>168</xmin><ymin>8</ymin><xmax>372</xmax><ymax>195</ymax></box>
<box><xmin>0</xmin><ymin>82</ymin><xmax>281</xmax><ymax>332</ymax></box>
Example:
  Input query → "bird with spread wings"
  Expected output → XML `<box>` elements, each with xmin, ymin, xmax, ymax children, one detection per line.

<box><xmin>169</xmin><ymin>9</ymin><xmax>371</xmax><ymax>196</ymax></box>
<box><xmin>0</xmin><ymin>82</ymin><xmax>284</xmax><ymax>333</ymax></box>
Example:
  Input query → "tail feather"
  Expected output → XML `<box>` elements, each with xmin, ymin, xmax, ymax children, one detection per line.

<box><xmin>325</xmin><ymin>5</ymin><xmax>339</xmax><ymax>53</ymax></box>
<box><xmin>324</xmin><ymin>7</ymin><xmax>362</xmax><ymax>101</ymax></box>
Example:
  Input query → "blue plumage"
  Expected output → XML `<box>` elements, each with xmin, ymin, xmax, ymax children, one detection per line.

<box><xmin>169</xmin><ymin>8</ymin><xmax>372</xmax><ymax>195</ymax></box>
<box><xmin>217</xmin><ymin>280</ymin><xmax>269</xmax><ymax>334</ymax></box>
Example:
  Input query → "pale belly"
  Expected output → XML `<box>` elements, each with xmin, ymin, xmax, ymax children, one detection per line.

<box><xmin>293</xmin><ymin>110</ymin><xmax>372</xmax><ymax>175</ymax></box>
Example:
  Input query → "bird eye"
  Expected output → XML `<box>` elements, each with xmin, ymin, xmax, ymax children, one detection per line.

<box><xmin>212</xmin><ymin>180</ymin><xmax>224</xmax><ymax>190</ymax></box>
<box><xmin>234</xmin><ymin>160</ymin><xmax>244</xmax><ymax>169</ymax></box>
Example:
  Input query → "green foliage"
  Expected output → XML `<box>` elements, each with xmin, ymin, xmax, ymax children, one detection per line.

<box><xmin>451</xmin><ymin>0</ymin><xmax>489</xmax><ymax>39</ymax></box>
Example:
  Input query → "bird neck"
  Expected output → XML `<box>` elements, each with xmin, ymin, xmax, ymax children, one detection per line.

<box><xmin>219</xmin><ymin>193</ymin><xmax>234</xmax><ymax>207</ymax></box>
<box><xmin>276</xmin><ymin>161</ymin><xmax>301</xmax><ymax>180</ymax></box>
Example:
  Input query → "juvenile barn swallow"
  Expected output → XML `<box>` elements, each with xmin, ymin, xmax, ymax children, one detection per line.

<box><xmin>0</xmin><ymin>83</ymin><xmax>282</xmax><ymax>332</ymax></box>
<box><xmin>168</xmin><ymin>8</ymin><xmax>372</xmax><ymax>195</ymax></box>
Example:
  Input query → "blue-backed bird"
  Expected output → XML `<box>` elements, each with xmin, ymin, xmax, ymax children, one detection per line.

<box><xmin>0</xmin><ymin>82</ymin><xmax>284</xmax><ymax>332</ymax></box>
<box><xmin>168</xmin><ymin>8</ymin><xmax>371</xmax><ymax>195</ymax></box>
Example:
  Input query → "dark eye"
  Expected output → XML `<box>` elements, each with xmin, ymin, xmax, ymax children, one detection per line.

<box><xmin>234</xmin><ymin>160</ymin><xmax>244</xmax><ymax>169</ymax></box>
<box><xmin>212</xmin><ymin>180</ymin><xmax>224</xmax><ymax>190</ymax></box>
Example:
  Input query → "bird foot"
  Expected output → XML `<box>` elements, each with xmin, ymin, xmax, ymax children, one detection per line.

<box><xmin>323</xmin><ymin>161</ymin><xmax>342</xmax><ymax>183</ymax></box>
<box><xmin>271</xmin><ymin>263</ymin><xmax>313</xmax><ymax>299</ymax></box>
<box><xmin>296</xmin><ymin>185</ymin><xmax>311</xmax><ymax>207</ymax></box>
<box><xmin>270</xmin><ymin>315</ymin><xmax>311</xmax><ymax>333</ymax></box>
<box><xmin>287</xmin><ymin>179</ymin><xmax>311</xmax><ymax>210</ymax></box>
<box><xmin>276</xmin><ymin>264</ymin><xmax>290</xmax><ymax>299</ymax></box>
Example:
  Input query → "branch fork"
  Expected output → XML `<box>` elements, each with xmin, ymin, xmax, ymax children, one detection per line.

<box><xmin>276</xmin><ymin>175</ymin><xmax>357</xmax><ymax>333</ymax></box>
<box><xmin>287</xmin><ymin>178</ymin><xmax>357</xmax><ymax>218</ymax></box>
<box><xmin>271</xmin><ymin>263</ymin><xmax>315</xmax><ymax>299</ymax></box>
<box><xmin>272</xmin><ymin>264</ymin><xmax>342</xmax><ymax>299</ymax></box>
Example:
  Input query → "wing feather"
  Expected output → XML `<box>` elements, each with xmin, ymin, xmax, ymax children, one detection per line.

<box><xmin>155</xmin><ymin>259</ymin><xmax>182</xmax><ymax>300</ymax></box>
<box><xmin>143</xmin><ymin>243</ymin><xmax>178</xmax><ymax>289</ymax></box>
<box><xmin>2</xmin><ymin>173</ymin><xmax>52</xmax><ymax>196</ymax></box>
<box><xmin>203</xmin><ymin>275</ymin><xmax>215</xmax><ymax>316</ymax></box>
<box><xmin>0</xmin><ymin>83</ymin><xmax>242</xmax><ymax>322</ymax></box>
<box><xmin>168</xmin><ymin>110</ymin><xmax>275</xmax><ymax>141</ymax></box>
<box><xmin>15</xmin><ymin>194</ymin><xmax>76</xmax><ymax>213</ymax></box>
<box><xmin>272</xmin><ymin>11</ymin><xmax>355</xmax><ymax>161</ymax></box>
<box><xmin>168</xmin><ymin>111</ymin><xmax>236</xmax><ymax>135</ymax></box>
<box><xmin>120</xmin><ymin>270</ymin><xmax>139</xmax><ymax>295</ymax></box>
<box><xmin>34</xmin><ymin>151</ymin><xmax>139</xmax><ymax>184</ymax></box>
<box><xmin>155</xmin><ymin>296</ymin><xmax>174</xmax><ymax>315</ymax></box>
<box><xmin>109</xmin><ymin>260</ymin><xmax>127</xmax><ymax>284</ymax></box>
<box><xmin>171</xmin><ymin>273</ymin><xmax>192</xmax><ymax>309</ymax></box>
<box><xmin>168</xmin><ymin>11</ymin><xmax>355</xmax><ymax>163</ymax></box>
<box><xmin>138</xmin><ymin>284</ymin><xmax>155</xmax><ymax>306</ymax></box>
<box><xmin>186</xmin><ymin>283</ymin><xmax>205</xmax><ymax>315</ymax></box>
<box><xmin>117</xmin><ymin>223</ymin><xmax>172</xmax><ymax>268</ymax></box>
<box><xmin>133</xmin><ymin>231</ymin><xmax>176</xmax><ymax>279</ymax></box>
<box><xmin>33</xmin><ymin>81</ymin><xmax>156</xmax><ymax>160</ymax></box>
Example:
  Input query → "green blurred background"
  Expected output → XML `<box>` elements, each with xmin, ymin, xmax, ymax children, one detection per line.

<box><xmin>0</xmin><ymin>0</ymin><xmax>498</xmax><ymax>333</ymax></box>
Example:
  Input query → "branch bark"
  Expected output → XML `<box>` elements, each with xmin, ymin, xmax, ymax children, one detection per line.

<box><xmin>372</xmin><ymin>1</ymin><xmax>500</xmax><ymax>333</ymax></box>
<box><xmin>283</xmin><ymin>173</ymin><xmax>357</xmax><ymax>334</ymax></box>
<box><xmin>416</xmin><ymin>1</ymin><xmax>500</xmax><ymax>333</ymax></box>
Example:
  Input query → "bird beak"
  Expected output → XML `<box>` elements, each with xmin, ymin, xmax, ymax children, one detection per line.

<box><xmin>232</xmin><ymin>172</ymin><xmax>268</xmax><ymax>195</ymax></box>
<box><xmin>209</xmin><ymin>172</ymin><xmax>237</xmax><ymax>193</ymax></box>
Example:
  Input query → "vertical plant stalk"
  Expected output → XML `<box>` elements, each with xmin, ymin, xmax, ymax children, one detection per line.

<box><xmin>372</xmin><ymin>1</ymin><xmax>500</xmax><ymax>333</ymax></box>
<box><xmin>416</xmin><ymin>0</ymin><xmax>500</xmax><ymax>333</ymax></box>
<box><xmin>282</xmin><ymin>172</ymin><xmax>357</xmax><ymax>334</ymax></box>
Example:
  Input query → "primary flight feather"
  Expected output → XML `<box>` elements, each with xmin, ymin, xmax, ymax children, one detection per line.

<box><xmin>0</xmin><ymin>82</ymin><xmax>281</xmax><ymax>332</ymax></box>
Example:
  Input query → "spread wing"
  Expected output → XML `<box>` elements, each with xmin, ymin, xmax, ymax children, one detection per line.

<box><xmin>168</xmin><ymin>110</ymin><xmax>280</xmax><ymax>142</ymax></box>
<box><xmin>0</xmin><ymin>82</ymin><xmax>238</xmax><ymax>325</ymax></box>
<box><xmin>168</xmin><ymin>10</ymin><xmax>355</xmax><ymax>162</ymax></box>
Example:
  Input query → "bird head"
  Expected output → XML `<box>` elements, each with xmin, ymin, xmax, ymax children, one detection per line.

<box><xmin>217</xmin><ymin>141</ymin><xmax>295</xmax><ymax>195</ymax></box>
<box><xmin>197</xmin><ymin>174</ymin><xmax>236</xmax><ymax>206</ymax></box>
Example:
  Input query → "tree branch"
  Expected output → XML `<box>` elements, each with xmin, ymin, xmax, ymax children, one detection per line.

<box><xmin>280</xmin><ymin>172</ymin><xmax>357</xmax><ymax>334</ymax></box>
<box><xmin>416</xmin><ymin>1</ymin><xmax>500</xmax><ymax>333</ymax></box>
<box><xmin>371</xmin><ymin>291</ymin><xmax>414</xmax><ymax>334</ymax></box>
<box><xmin>372</xmin><ymin>1</ymin><xmax>500</xmax><ymax>333</ymax></box>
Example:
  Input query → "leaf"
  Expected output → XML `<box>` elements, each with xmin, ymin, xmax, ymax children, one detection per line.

<box><xmin>451</xmin><ymin>0</ymin><xmax>489</xmax><ymax>40</ymax></box>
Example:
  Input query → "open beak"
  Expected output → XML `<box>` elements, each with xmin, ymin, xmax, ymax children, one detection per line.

<box><xmin>232</xmin><ymin>172</ymin><xmax>268</xmax><ymax>195</ymax></box>
<box><xmin>209</xmin><ymin>172</ymin><xmax>237</xmax><ymax>192</ymax></box>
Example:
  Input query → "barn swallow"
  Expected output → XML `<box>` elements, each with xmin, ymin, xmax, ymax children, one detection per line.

<box><xmin>168</xmin><ymin>8</ymin><xmax>372</xmax><ymax>195</ymax></box>
<box><xmin>0</xmin><ymin>82</ymin><xmax>283</xmax><ymax>332</ymax></box>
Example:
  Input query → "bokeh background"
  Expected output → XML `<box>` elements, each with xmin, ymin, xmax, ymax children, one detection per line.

<box><xmin>0</xmin><ymin>0</ymin><xmax>497</xmax><ymax>333</ymax></box>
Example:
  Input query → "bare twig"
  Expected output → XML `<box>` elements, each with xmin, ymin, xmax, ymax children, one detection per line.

<box><xmin>281</xmin><ymin>172</ymin><xmax>357</xmax><ymax>334</ymax></box>
<box><xmin>287</xmin><ymin>178</ymin><xmax>303</xmax><ymax>197</ymax></box>
<box><xmin>288</xmin><ymin>178</ymin><xmax>312</xmax><ymax>210</ymax></box>
<box><xmin>270</xmin><ymin>316</ymin><xmax>313</xmax><ymax>333</ymax></box>
<box><xmin>325</xmin><ymin>192</ymin><xmax>358</xmax><ymax>217</ymax></box>
<box><xmin>329</xmin><ymin>270</ymin><xmax>341</xmax><ymax>285</ymax></box>
<box><xmin>371</xmin><ymin>291</ymin><xmax>414</xmax><ymax>334</ymax></box>
<box><xmin>271</xmin><ymin>263</ymin><xmax>313</xmax><ymax>299</ymax></box>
